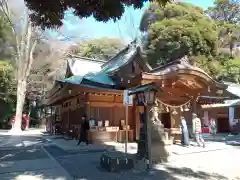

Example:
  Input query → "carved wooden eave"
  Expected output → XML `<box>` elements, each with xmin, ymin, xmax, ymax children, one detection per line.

<box><xmin>201</xmin><ymin>99</ymin><xmax>240</xmax><ymax>109</ymax></box>
<box><xmin>142</xmin><ymin>57</ymin><xmax>227</xmax><ymax>89</ymax></box>
<box><xmin>137</xmin><ymin>57</ymin><xmax>228</xmax><ymax>104</ymax></box>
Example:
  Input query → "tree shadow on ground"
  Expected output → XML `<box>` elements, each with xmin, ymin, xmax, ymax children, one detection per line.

<box><xmin>53</xmin><ymin>142</ymin><xmax>230</xmax><ymax>180</ymax></box>
<box><xmin>204</xmin><ymin>135</ymin><xmax>240</xmax><ymax>148</ymax></box>
<box><xmin>0</xmin><ymin>147</ymin><xmax>47</xmax><ymax>162</ymax></box>
<box><xmin>0</xmin><ymin>134</ymin><xmax>50</xmax><ymax>150</ymax></box>
<box><xmin>0</xmin><ymin>134</ymin><xmax>74</xmax><ymax>180</ymax></box>
<box><xmin>6</xmin><ymin>132</ymin><xmax>232</xmax><ymax>180</ymax></box>
<box><xmin>0</xmin><ymin>170</ymin><xmax>73</xmax><ymax>180</ymax></box>
<box><xmin>162</xmin><ymin>166</ymin><xmax>228</xmax><ymax>180</ymax></box>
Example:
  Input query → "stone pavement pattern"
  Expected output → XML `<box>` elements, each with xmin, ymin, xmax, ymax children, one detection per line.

<box><xmin>47</xmin><ymin>134</ymin><xmax>240</xmax><ymax>180</ymax></box>
<box><xmin>53</xmin><ymin>148</ymin><xmax>240</xmax><ymax>180</ymax></box>
<box><xmin>0</xmin><ymin>131</ymin><xmax>74</xmax><ymax>180</ymax></box>
<box><xmin>1</xmin><ymin>130</ymin><xmax>240</xmax><ymax>180</ymax></box>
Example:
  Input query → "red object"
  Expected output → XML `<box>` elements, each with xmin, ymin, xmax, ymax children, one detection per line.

<box><xmin>22</xmin><ymin>114</ymin><xmax>30</xmax><ymax>129</ymax></box>
<box><xmin>9</xmin><ymin>114</ymin><xmax>30</xmax><ymax>130</ymax></box>
<box><xmin>201</xmin><ymin>127</ymin><xmax>210</xmax><ymax>133</ymax></box>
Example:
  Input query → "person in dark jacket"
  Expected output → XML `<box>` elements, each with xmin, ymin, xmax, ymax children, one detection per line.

<box><xmin>77</xmin><ymin>115</ymin><xmax>90</xmax><ymax>146</ymax></box>
<box><xmin>180</xmin><ymin>116</ymin><xmax>189</xmax><ymax>146</ymax></box>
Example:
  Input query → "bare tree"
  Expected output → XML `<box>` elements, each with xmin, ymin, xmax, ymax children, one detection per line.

<box><xmin>27</xmin><ymin>40</ymin><xmax>69</xmax><ymax>102</ymax></box>
<box><xmin>0</xmin><ymin>0</ymin><xmax>43</xmax><ymax>133</ymax></box>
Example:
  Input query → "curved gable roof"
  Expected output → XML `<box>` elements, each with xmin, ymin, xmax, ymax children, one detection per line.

<box><xmin>101</xmin><ymin>40</ymin><xmax>152</xmax><ymax>74</ymax></box>
<box><xmin>145</xmin><ymin>56</ymin><xmax>226</xmax><ymax>88</ymax></box>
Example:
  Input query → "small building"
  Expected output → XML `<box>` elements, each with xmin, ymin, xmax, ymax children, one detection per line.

<box><xmin>44</xmin><ymin>43</ymin><xmax>232</xmax><ymax>144</ymax></box>
<box><xmin>201</xmin><ymin>83</ymin><xmax>240</xmax><ymax>133</ymax></box>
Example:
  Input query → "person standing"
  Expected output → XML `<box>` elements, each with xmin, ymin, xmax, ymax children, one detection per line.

<box><xmin>180</xmin><ymin>116</ymin><xmax>189</xmax><ymax>146</ymax></box>
<box><xmin>77</xmin><ymin>115</ymin><xmax>90</xmax><ymax>146</ymax></box>
<box><xmin>210</xmin><ymin>118</ymin><xmax>217</xmax><ymax>135</ymax></box>
<box><xmin>192</xmin><ymin>113</ymin><xmax>205</xmax><ymax>148</ymax></box>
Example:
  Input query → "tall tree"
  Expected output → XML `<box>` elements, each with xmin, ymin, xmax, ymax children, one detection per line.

<box><xmin>205</xmin><ymin>0</ymin><xmax>240</xmax><ymax>25</ymax></box>
<box><xmin>70</xmin><ymin>38</ymin><xmax>125</xmax><ymax>61</ymax></box>
<box><xmin>23</xmin><ymin>0</ymin><xmax>169</xmax><ymax>29</ymax></box>
<box><xmin>0</xmin><ymin>60</ymin><xmax>16</xmax><ymax>126</ymax></box>
<box><xmin>0</xmin><ymin>0</ymin><xmax>39</xmax><ymax>132</ymax></box>
<box><xmin>216</xmin><ymin>22</ymin><xmax>240</xmax><ymax>57</ymax></box>
<box><xmin>0</xmin><ymin>0</ymin><xmax>44</xmax><ymax>132</ymax></box>
<box><xmin>0</xmin><ymin>11</ymin><xmax>14</xmax><ymax>60</ymax></box>
<box><xmin>140</xmin><ymin>2</ymin><xmax>218</xmax><ymax>67</ymax></box>
<box><xmin>0</xmin><ymin>60</ymin><xmax>16</xmax><ymax>103</ymax></box>
<box><xmin>206</xmin><ymin>0</ymin><xmax>240</xmax><ymax>57</ymax></box>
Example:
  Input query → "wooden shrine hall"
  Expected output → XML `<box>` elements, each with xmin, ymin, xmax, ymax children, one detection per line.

<box><xmin>44</xmin><ymin>44</ymin><xmax>230</xmax><ymax>144</ymax></box>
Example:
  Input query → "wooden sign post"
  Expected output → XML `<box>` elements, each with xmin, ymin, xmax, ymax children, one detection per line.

<box><xmin>123</xmin><ymin>90</ymin><xmax>133</xmax><ymax>154</ymax></box>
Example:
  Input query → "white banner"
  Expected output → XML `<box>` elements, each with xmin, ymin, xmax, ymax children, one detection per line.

<box><xmin>203</xmin><ymin>111</ymin><xmax>209</xmax><ymax>126</ymax></box>
<box><xmin>229</xmin><ymin>107</ymin><xmax>235</xmax><ymax>127</ymax></box>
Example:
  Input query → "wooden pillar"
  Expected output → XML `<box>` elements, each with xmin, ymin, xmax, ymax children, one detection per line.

<box><xmin>68</xmin><ymin>108</ymin><xmax>70</xmax><ymax>130</ymax></box>
<box><xmin>85</xmin><ymin>94</ymin><xmax>90</xmax><ymax>119</ymax></box>
<box><xmin>192</xmin><ymin>96</ymin><xmax>198</xmax><ymax>114</ymax></box>
<box><xmin>85</xmin><ymin>102</ymin><xmax>90</xmax><ymax>119</ymax></box>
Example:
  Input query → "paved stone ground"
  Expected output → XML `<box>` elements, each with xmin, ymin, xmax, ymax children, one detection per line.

<box><xmin>0</xmin><ymin>134</ymin><xmax>50</xmax><ymax>149</ymax></box>
<box><xmin>1</xmin><ymin>130</ymin><xmax>240</xmax><ymax>180</ymax></box>
<box><xmin>0</xmin><ymin>131</ymin><xmax>74</xmax><ymax>180</ymax></box>
<box><xmin>53</xmin><ymin>148</ymin><xmax>240</xmax><ymax>180</ymax></box>
<box><xmin>49</xmin><ymin>134</ymin><xmax>240</xmax><ymax>180</ymax></box>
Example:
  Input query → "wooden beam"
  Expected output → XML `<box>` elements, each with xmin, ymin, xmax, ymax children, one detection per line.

<box><xmin>68</xmin><ymin>84</ymin><xmax>123</xmax><ymax>95</ymax></box>
<box><xmin>159</xmin><ymin>87</ymin><xmax>199</xmax><ymax>96</ymax></box>
<box><xmin>159</xmin><ymin>97</ymin><xmax>190</xmax><ymax>104</ymax></box>
<box><xmin>89</xmin><ymin>102</ymin><xmax>125</xmax><ymax>107</ymax></box>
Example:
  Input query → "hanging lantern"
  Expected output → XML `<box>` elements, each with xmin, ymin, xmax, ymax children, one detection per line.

<box><xmin>144</xmin><ymin>91</ymin><xmax>156</xmax><ymax>104</ymax></box>
<box><xmin>136</xmin><ymin>92</ymin><xmax>145</xmax><ymax>105</ymax></box>
<box><xmin>184</xmin><ymin>105</ymin><xmax>189</xmax><ymax>111</ymax></box>
<box><xmin>180</xmin><ymin>106</ymin><xmax>183</xmax><ymax>112</ymax></box>
<box><xmin>172</xmin><ymin>109</ymin><xmax>178</xmax><ymax>115</ymax></box>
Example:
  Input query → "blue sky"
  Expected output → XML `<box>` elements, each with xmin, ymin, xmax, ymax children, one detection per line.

<box><xmin>49</xmin><ymin>0</ymin><xmax>214</xmax><ymax>43</ymax></box>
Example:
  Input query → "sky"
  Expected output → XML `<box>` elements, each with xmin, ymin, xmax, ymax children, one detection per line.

<box><xmin>49</xmin><ymin>0</ymin><xmax>215</xmax><ymax>44</ymax></box>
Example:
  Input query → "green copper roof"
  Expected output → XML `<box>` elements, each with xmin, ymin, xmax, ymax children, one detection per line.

<box><xmin>101</xmin><ymin>46</ymin><xmax>137</xmax><ymax>74</ymax></box>
<box><xmin>61</xmin><ymin>72</ymin><xmax>115</xmax><ymax>86</ymax></box>
<box><xmin>64</xmin><ymin>75</ymin><xmax>83</xmax><ymax>84</ymax></box>
<box><xmin>84</xmin><ymin>72</ymin><xmax>115</xmax><ymax>85</ymax></box>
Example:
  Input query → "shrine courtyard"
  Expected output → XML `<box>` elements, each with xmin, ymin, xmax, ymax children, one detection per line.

<box><xmin>49</xmin><ymin>133</ymin><xmax>240</xmax><ymax>180</ymax></box>
<box><xmin>1</xmin><ymin>130</ymin><xmax>238</xmax><ymax>180</ymax></box>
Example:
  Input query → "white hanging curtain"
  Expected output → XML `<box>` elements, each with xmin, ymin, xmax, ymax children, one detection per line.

<box><xmin>228</xmin><ymin>107</ymin><xmax>235</xmax><ymax>127</ymax></box>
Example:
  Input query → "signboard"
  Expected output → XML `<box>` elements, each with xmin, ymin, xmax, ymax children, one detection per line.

<box><xmin>123</xmin><ymin>90</ymin><xmax>133</xmax><ymax>105</ymax></box>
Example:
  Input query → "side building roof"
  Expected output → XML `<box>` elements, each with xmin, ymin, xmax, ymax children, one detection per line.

<box><xmin>65</xmin><ymin>55</ymin><xmax>105</xmax><ymax>77</ymax></box>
